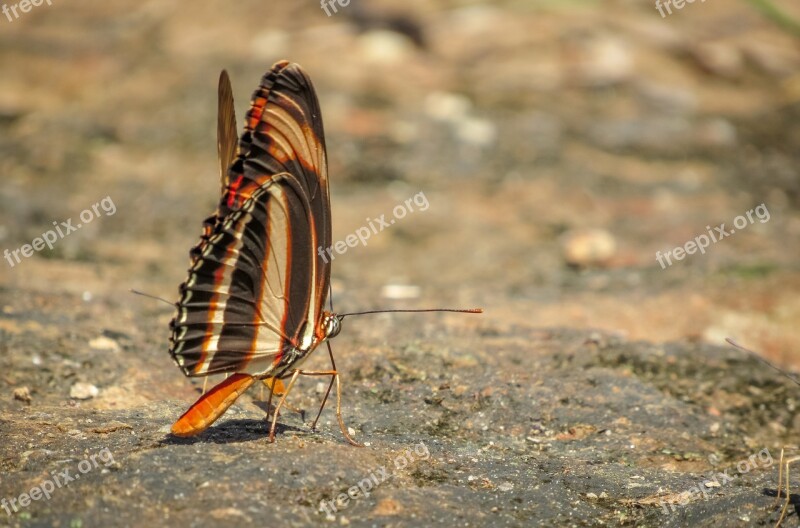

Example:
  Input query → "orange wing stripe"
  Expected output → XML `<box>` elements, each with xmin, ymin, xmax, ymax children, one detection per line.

<box><xmin>171</xmin><ymin>373</ymin><xmax>256</xmax><ymax>437</ymax></box>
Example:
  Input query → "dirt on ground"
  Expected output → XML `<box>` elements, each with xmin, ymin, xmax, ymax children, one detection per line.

<box><xmin>1</xmin><ymin>0</ymin><xmax>800</xmax><ymax>526</ymax></box>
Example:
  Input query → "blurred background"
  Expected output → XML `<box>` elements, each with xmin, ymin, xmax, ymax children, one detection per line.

<box><xmin>2</xmin><ymin>1</ymin><xmax>800</xmax><ymax>525</ymax></box>
<box><xmin>1</xmin><ymin>0</ymin><xmax>798</xmax><ymax>364</ymax></box>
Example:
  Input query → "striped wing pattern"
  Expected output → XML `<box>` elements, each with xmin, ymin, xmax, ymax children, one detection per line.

<box><xmin>169</xmin><ymin>61</ymin><xmax>331</xmax><ymax>378</ymax></box>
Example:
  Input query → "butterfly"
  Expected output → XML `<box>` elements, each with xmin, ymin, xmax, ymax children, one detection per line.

<box><xmin>166</xmin><ymin>60</ymin><xmax>481</xmax><ymax>445</ymax></box>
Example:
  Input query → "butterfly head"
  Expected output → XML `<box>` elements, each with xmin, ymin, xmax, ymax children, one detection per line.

<box><xmin>322</xmin><ymin>311</ymin><xmax>343</xmax><ymax>340</ymax></box>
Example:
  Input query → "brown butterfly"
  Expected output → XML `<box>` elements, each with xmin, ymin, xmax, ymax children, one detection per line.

<box><xmin>167</xmin><ymin>61</ymin><xmax>480</xmax><ymax>445</ymax></box>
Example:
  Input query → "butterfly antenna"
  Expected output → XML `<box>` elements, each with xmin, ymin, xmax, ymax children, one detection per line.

<box><xmin>339</xmin><ymin>307</ymin><xmax>483</xmax><ymax>318</ymax></box>
<box><xmin>130</xmin><ymin>288</ymin><xmax>174</xmax><ymax>307</ymax></box>
<box><xmin>726</xmin><ymin>337</ymin><xmax>800</xmax><ymax>387</ymax></box>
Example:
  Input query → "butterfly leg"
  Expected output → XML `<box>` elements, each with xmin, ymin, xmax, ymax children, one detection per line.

<box><xmin>262</xmin><ymin>378</ymin><xmax>304</xmax><ymax>416</ymax></box>
<box><xmin>310</xmin><ymin>341</ymin><xmax>338</xmax><ymax>432</ymax></box>
<box><xmin>264</xmin><ymin>345</ymin><xmax>362</xmax><ymax>447</ymax></box>
<box><xmin>329</xmin><ymin>371</ymin><xmax>362</xmax><ymax>447</ymax></box>
<box><xmin>265</xmin><ymin>377</ymin><xmax>276</xmax><ymax>421</ymax></box>
<box><xmin>776</xmin><ymin>450</ymin><xmax>800</xmax><ymax>527</ymax></box>
<box><xmin>776</xmin><ymin>447</ymin><xmax>787</xmax><ymax>507</ymax></box>
<box><xmin>260</xmin><ymin>378</ymin><xmax>276</xmax><ymax>401</ymax></box>
<box><xmin>267</xmin><ymin>370</ymin><xmax>302</xmax><ymax>443</ymax></box>
<box><xmin>293</xmin><ymin>368</ymin><xmax>363</xmax><ymax>447</ymax></box>
<box><xmin>312</xmin><ymin>377</ymin><xmax>336</xmax><ymax>432</ymax></box>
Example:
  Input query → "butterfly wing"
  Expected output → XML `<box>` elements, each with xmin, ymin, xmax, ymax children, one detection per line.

<box><xmin>170</xmin><ymin>61</ymin><xmax>331</xmax><ymax>377</ymax></box>
<box><xmin>217</xmin><ymin>70</ymin><xmax>239</xmax><ymax>194</ymax></box>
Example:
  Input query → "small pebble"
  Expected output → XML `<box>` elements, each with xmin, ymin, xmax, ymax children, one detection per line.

<box><xmin>562</xmin><ymin>228</ymin><xmax>617</xmax><ymax>267</ymax></box>
<box><xmin>70</xmin><ymin>382</ymin><xmax>99</xmax><ymax>400</ymax></box>
<box><xmin>381</xmin><ymin>284</ymin><xmax>420</xmax><ymax>300</ymax></box>
<box><xmin>89</xmin><ymin>336</ymin><xmax>120</xmax><ymax>353</ymax></box>
<box><xmin>13</xmin><ymin>386</ymin><xmax>31</xmax><ymax>403</ymax></box>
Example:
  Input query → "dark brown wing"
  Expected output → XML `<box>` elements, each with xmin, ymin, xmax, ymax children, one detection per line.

<box><xmin>217</xmin><ymin>70</ymin><xmax>238</xmax><ymax>194</ymax></box>
<box><xmin>170</xmin><ymin>61</ymin><xmax>331</xmax><ymax>377</ymax></box>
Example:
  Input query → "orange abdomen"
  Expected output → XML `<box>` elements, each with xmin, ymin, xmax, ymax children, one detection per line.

<box><xmin>171</xmin><ymin>373</ymin><xmax>256</xmax><ymax>437</ymax></box>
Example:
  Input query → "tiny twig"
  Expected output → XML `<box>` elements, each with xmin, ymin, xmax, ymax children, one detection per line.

<box><xmin>725</xmin><ymin>337</ymin><xmax>800</xmax><ymax>387</ymax></box>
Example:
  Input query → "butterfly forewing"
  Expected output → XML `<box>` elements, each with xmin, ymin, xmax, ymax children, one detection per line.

<box><xmin>170</xmin><ymin>61</ymin><xmax>331</xmax><ymax>378</ymax></box>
